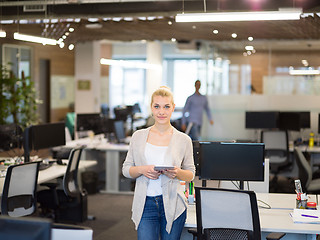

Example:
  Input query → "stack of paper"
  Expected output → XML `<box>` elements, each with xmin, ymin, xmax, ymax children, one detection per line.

<box><xmin>290</xmin><ymin>209</ymin><xmax>320</xmax><ymax>224</ymax></box>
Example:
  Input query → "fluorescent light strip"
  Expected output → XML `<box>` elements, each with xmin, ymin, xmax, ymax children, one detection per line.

<box><xmin>100</xmin><ymin>58</ymin><xmax>161</xmax><ymax>70</ymax></box>
<box><xmin>0</xmin><ymin>31</ymin><xmax>6</xmax><ymax>38</ymax></box>
<box><xmin>176</xmin><ymin>9</ymin><xmax>302</xmax><ymax>22</ymax></box>
<box><xmin>289</xmin><ymin>69</ymin><xmax>320</xmax><ymax>75</ymax></box>
<box><xmin>14</xmin><ymin>32</ymin><xmax>57</xmax><ymax>45</ymax></box>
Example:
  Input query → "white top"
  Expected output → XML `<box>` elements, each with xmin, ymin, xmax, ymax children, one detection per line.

<box><xmin>145</xmin><ymin>142</ymin><xmax>168</xmax><ymax>196</ymax></box>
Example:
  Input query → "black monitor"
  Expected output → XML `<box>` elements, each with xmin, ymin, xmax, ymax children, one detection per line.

<box><xmin>245</xmin><ymin>111</ymin><xmax>279</xmax><ymax>129</ymax></box>
<box><xmin>114</xmin><ymin>120</ymin><xmax>126</xmax><ymax>143</ymax></box>
<box><xmin>114</xmin><ymin>106</ymin><xmax>130</xmax><ymax>121</ymax></box>
<box><xmin>299</xmin><ymin>111</ymin><xmax>310</xmax><ymax>129</ymax></box>
<box><xmin>199</xmin><ymin>142</ymin><xmax>265</xmax><ymax>189</ymax></box>
<box><xmin>30</xmin><ymin>122</ymin><xmax>66</xmax><ymax>150</ymax></box>
<box><xmin>76</xmin><ymin>113</ymin><xmax>104</xmax><ymax>134</ymax></box>
<box><xmin>318</xmin><ymin>113</ymin><xmax>320</xmax><ymax>134</ymax></box>
<box><xmin>0</xmin><ymin>215</ymin><xmax>51</xmax><ymax>240</ymax></box>
<box><xmin>23</xmin><ymin>122</ymin><xmax>66</xmax><ymax>162</ymax></box>
<box><xmin>0</xmin><ymin>124</ymin><xmax>23</xmax><ymax>151</ymax></box>
<box><xmin>192</xmin><ymin>141</ymin><xmax>200</xmax><ymax>176</ymax></box>
<box><xmin>279</xmin><ymin>112</ymin><xmax>301</xmax><ymax>131</ymax></box>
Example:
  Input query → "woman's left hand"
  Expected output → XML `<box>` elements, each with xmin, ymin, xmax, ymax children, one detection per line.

<box><xmin>162</xmin><ymin>166</ymin><xmax>179</xmax><ymax>179</ymax></box>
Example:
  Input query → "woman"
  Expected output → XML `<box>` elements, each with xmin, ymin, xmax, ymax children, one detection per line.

<box><xmin>122</xmin><ymin>86</ymin><xmax>195</xmax><ymax>240</ymax></box>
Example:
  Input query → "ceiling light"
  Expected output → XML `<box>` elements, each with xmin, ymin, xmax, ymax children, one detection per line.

<box><xmin>248</xmin><ymin>36</ymin><xmax>254</xmax><ymax>41</ymax></box>
<box><xmin>245</xmin><ymin>46</ymin><xmax>254</xmax><ymax>51</ymax></box>
<box><xmin>231</xmin><ymin>33</ymin><xmax>237</xmax><ymax>38</ymax></box>
<box><xmin>0</xmin><ymin>31</ymin><xmax>6</xmax><ymax>38</ymax></box>
<box><xmin>175</xmin><ymin>8</ymin><xmax>302</xmax><ymax>22</ymax></box>
<box><xmin>171</xmin><ymin>38</ymin><xmax>176</xmax><ymax>42</ymax></box>
<box><xmin>1</xmin><ymin>20</ymin><xmax>14</xmax><ymax>24</ymax></box>
<box><xmin>192</xmin><ymin>25</ymin><xmax>196</xmax><ymax>29</ymax></box>
<box><xmin>289</xmin><ymin>69</ymin><xmax>320</xmax><ymax>75</ymax></box>
<box><xmin>69</xmin><ymin>27</ymin><xmax>74</xmax><ymax>32</ymax></box>
<box><xmin>14</xmin><ymin>32</ymin><xmax>57</xmax><ymax>45</ymax></box>
<box><xmin>88</xmin><ymin>18</ymin><xmax>99</xmax><ymax>22</ymax></box>
<box><xmin>213</xmin><ymin>30</ymin><xmax>218</xmax><ymax>34</ymax></box>
<box><xmin>59</xmin><ymin>42</ymin><xmax>65</xmax><ymax>48</ymax></box>
<box><xmin>168</xmin><ymin>21</ymin><xmax>172</xmax><ymax>25</ymax></box>
<box><xmin>100</xmin><ymin>58</ymin><xmax>161</xmax><ymax>70</ymax></box>
<box><xmin>68</xmin><ymin>44</ymin><xmax>74</xmax><ymax>50</ymax></box>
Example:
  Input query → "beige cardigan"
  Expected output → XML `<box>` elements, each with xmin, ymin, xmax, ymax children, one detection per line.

<box><xmin>122</xmin><ymin>126</ymin><xmax>195</xmax><ymax>233</ymax></box>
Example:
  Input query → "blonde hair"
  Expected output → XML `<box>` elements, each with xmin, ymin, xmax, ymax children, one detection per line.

<box><xmin>151</xmin><ymin>86</ymin><xmax>174</xmax><ymax>106</ymax></box>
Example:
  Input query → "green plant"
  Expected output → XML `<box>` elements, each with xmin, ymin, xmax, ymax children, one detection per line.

<box><xmin>0</xmin><ymin>65</ymin><xmax>41</xmax><ymax>129</ymax></box>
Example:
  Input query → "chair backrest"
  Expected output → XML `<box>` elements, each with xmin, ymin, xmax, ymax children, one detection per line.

<box><xmin>195</xmin><ymin>187</ymin><xmax>261</xmax><ymax>240</ymax></box>
<box><xmin>63</xmin><ymin>147</ymin><xmax>84</xmax><ymax>198</ymax></box>
<box><xmin>51</xmin><ymin>223</ymin><xmax>93</xmax><ymax>240</ymax></box>
<box><xmin>294</xmin><ymin>147</ymin><xmax>312</xmax><ymax>191</ymax></box>
<box><xmin>261</xmin><ymin>130</ymin><xmax>290</xmax><ymax>171</ymax></box>
<box><xmin>0</xmin><ymin>215</ymin><xmax>51</xmax><ymax>240</ymax></box>
<box><xmin>1</xmin><ymin>161</ymin><xmax>40</xmax><ymax>217</ymax></box>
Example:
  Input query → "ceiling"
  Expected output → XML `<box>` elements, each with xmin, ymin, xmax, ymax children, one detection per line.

<box><xmin>1</xmin><ymin>0</ymin><xmax>320</xmax><ymax>51</ymax></box>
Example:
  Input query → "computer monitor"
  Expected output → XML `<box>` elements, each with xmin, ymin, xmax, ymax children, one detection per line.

<box><xmin>279</xmin><ymin>112</ymin><xmax>301</xmax><ymax>131</ymax></box>
<box><xmin>245</xmin><ymin>111</ymin><xmax>279</xmax><ymax>129</ymax></box>
<box><xmin>299</xmin><ymin>111</ymin><xmax>310</xmax><ymax>129</ymax></box>
<box><xmin>23</xmin><ymin>122</ymin><xmax>66</xmax><ymax>162</ymax></box>
<box><xmin>192</xmin><ymin>141</ymin><xmax>200</xmax><ymax>176</ymax></box>
<box><xmin>318</xmin><ymin>113</ymin><xmax>320</xmax><ymax>134</ymax></box>
<box><xmin>114</xmin><ymin>120</ymin><xmax>126</xmax><ymax>143</ymax></box>
<box><xmin>0</xmin><ymin>124</ymin><xmax>23</xmax><ymax>151</ymax></box>
<box><xmin>199</xmin><ymin>142</ymin><xmax>265</xmax><ymax>189</ymax></box>
<box><xmin>114</xmin><ymin>106</ymin><xmax>130</xmax><ymax>121</ymax></box>
<box><xmin>0</xmin><ymin>215</ymin><xmax>51</xmax><ymax>240</ymax></box>
<box><xmin>76</xmin><ymin>113</ymin><xmax>104</xmax><ymax>134</ymax></box>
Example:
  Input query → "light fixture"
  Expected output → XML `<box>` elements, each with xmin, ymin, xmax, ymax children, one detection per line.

<box><xmin>14</xmin><ymin>32</ymin><xmax>57</xmax><ymax>45</ymax></box>
<box><xmin>100</xmin><ymin>58</ymin><xmax>161</xmax><ymax>70</ymax></box>
<box><xmin>0</xmin><ymin>30</ymin><xmax>6</xmax><ymax>38</ymax></box>
<box><xmin>289</xmin><ymin>69</ymin><xmax>320</xmax><ymax>75</ymax></box>
<box><xmin>175</xmin><ymin>8</ymin><xmax>302</xmax><ymax>22</ymax></box>
<box><xmin>245</xmin><ymin>46</ymin><xmax>254</xmax><ymax>51</ymax></box>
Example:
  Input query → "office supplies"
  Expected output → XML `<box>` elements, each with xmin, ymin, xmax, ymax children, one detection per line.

<box><xmin>290</xmin><ymin>209</ymin><xmax>320</xmax><ymax>224</ymax></box>
<box><xmin>301</xmin><ymin>214</ymin><xmax>318</xmax><ymax>218</ymax></box>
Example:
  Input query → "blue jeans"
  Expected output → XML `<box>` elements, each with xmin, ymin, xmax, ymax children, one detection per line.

<box><xmin>189</xmin><ymin>124</ymin><xmax>201</xmax><ymax>141</ymax></box>
<box><xmin>137</xmin><ymin>195</ymin><xmax>186</xmax><ymax>240</ymax></box>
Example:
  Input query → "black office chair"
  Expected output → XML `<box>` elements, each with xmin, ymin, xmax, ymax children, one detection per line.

<box><xmin>188</xmin><ymin>187</ymin><xmax>285</xmax><ymax>240</ymax></box>
<box><xmin>1</xmin><ymin>161</ymin><xmax>40</xmax><ymax>217</ymax></box>
<box><xmin>261</xmin><ymin>130</ymin><xmax>293</xmax><ymax>192</ymax></box>
<box><xmin>294</xmin><ymin>147</ymin><xmax>320</xmax><ymax>194</ymax></box>
<box><xmin>37</xmin><ymin>147</ymin><xmax>89</xmax><ymax>223</ymax></box>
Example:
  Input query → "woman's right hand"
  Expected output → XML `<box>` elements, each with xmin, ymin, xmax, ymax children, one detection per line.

<box><xmin>141</xmin><ymin>165</ymin><xmax>161</xmax><ymax>180</ymax></box>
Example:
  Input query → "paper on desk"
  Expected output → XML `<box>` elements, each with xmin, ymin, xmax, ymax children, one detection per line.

<box><xmin>290</xmin><ymin>209</ymin><xmax>320</xmax><ymax>224</ymax></box>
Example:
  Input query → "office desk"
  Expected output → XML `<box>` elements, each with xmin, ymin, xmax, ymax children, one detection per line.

<box><xmin>0</xmin><ymin>160</ymin><xmax>97</xmax><ymax>195</ymax></box>
<box><xmin>66</xmin><ymin>138</ymin><xmax>130</xmax><ymax>194</ymax></box>
<box><xmin>183</xmin><ymin>193</ymin><xmax>320</xmax><ymax>240</ymax></box>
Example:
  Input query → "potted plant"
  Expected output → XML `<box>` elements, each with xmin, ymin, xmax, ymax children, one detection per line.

<box><xmin>0</xmin><ymin>64</ymin><xmax>41</xmax><ymax>129</ymax></box>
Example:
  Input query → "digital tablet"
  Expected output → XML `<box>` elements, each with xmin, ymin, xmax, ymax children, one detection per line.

<box><xmin>154</xmin><ymin>166</ymin><xmax>174</xmax><ymax>171</ymax></box>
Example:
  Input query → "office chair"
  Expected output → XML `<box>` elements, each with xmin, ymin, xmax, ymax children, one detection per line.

<box><xmin>52</xmin><ymin>223</ymin><xmax>93</xmax><ymax>240</ymax></box>
<box><xmin>188</xmin><ymin>187</ymin><xmax>285</xmax><ymax>240</ymax></box>
<box><xmin>294</xmin><ymin>147</ymin><xmax>320</xmax><ymax>194</ymax></box>
<box><xmin>261</xmin><ymin>130</ymin><xmax>292</xmax><ymax>192</ymax></box>
<box><xmin>0</xmin><ymin>215</ymin><xmax>52</xmax><ymax>240</ymax></box>
<box><xmin>37</xmin><ymin>147</ymin><xmax>89</xmax><ymax>223</ymax></box>
<box><xmin>1</xmin><ymin>161</ymin><xmax>40</xmax><ymax>217</ymax></box>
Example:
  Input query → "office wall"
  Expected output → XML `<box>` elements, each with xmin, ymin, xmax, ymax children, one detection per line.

<box><xmin>202</xmin><ymin>94</ymin><xmax>320</xmax><ymax>142</ymax></box>
<box><xmin>227</xmin><ymin>49</ymin><xmax>320</xmax><ymax>94</ymax></box>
